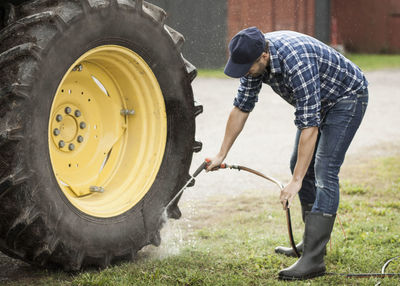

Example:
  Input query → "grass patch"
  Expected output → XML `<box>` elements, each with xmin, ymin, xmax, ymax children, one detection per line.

<box><xmin>3</xmin><ymin>156</ymin><xmax>400</xmax><ymax>285</ymax></box>
<box><xmin>197</xmin><ymin>54</ymin><xmax>400</xmax><ymax>78</ymax></box>
<box><xmin>340</xmin><ymin>180</ymin><xmax>368</xmax><ymax>195</ymax></box>
<box><xmin>346</xmin><ymin>53</ymin><xmax>400</xmax><ymax>71</ymax></box>
<box><xmin>197</xmin><ymin>68</ymin><xmax>227</xmax><ymax>78</ymax></box>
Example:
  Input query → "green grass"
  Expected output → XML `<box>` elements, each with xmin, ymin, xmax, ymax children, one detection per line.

<box><xmin>197</xmin><ymin>68</ymin><xmax>227</xmax><ymax>78</ymax></box>
<box><xmin>197</xmin><ymin>54</ymin><xmax>400</xmax><ymax>78</ymax></box>
<box><xmin>340</xmin><ymin>180</ymin><xmax>369</xmax><ymax>195</ymax></box>
<box><xmin>3</xmin><ymin>155</ymin><xmax>400</xmax><ymax>285</ymax></box>
<box><xmin>347</xmin><ymin>53</ymin><xmax>400</xmax><ymax>71</ymax></box>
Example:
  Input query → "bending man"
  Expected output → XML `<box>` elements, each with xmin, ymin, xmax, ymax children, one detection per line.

<box><xmin>206</xmin><ymin>27</ymin><xmax>368</xmax><ymax>280</ymax></box>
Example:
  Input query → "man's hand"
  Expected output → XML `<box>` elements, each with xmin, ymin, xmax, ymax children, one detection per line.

<box><xmin>280</xmin><ymin>180</ymin><xmax>302</xmax><ymax>210</ymax></box>
<box><xmin>280</xmin><ymin>126</ymin><xmax>318</xmax><ymax>210</ymax></box>
<box><xmin>206</xmin><ymin>154</ymin><xmax>225</xmax><ymax>172</ymax></box>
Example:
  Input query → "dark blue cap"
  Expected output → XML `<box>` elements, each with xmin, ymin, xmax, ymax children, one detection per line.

<box><xmin>224</xmin><ymin>27</ymin><xmax>266</xmax><ymax>78</ymax></box>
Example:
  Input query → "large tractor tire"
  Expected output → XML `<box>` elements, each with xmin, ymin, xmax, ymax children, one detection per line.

<box><xmin>0</xmin><ymin>0</ymin><xmax>202</xmax><ymax>270</ymax></box>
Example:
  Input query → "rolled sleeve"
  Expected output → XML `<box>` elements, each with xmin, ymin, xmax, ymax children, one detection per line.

<box><xmin>288</xmin><ymin>63</ymin><xmax>321</xmax><ymax>129</ymax></box>
<box><xmin>233</xmin><ymin>75</ymin><xmax>263</xmax><ymax>112</ymax></box>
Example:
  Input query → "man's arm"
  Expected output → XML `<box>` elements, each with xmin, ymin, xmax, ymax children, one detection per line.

<box><xmin>206</xmin><ymin>107</ymin><xmax>249</xmax><ymax>171</ymax></box>
<box><xmin>280</xmin><ymin>126</ymin><xmax>318</xmax><ymax>209</ymax></box>
<box><xmin>207</xmin><ymin>74</ymin><xmax>261</xmax><ymax>171</ymax></box>
<box><xmin>279</xmin><ymin>59</ymin><xmax>321</xmax><ymax>208</ymax></box>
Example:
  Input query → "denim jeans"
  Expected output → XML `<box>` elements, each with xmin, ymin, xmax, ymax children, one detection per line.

<box><xmin>290</xmin><ymin>90</ymin><xmax>369</xmax><ymax>214</ymax></box>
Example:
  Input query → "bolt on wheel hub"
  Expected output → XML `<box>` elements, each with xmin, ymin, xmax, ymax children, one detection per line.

<box><xmin>51</xmin><ymin>103</ymin><xmax>87</xmax><ymax>153</ymax></box>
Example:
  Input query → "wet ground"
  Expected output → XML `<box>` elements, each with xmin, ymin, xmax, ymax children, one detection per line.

<box><xmin>1</xmin><ymin>69</ymin><xmax>400</xmax><ymax>284</ymax></box>
<box><xmin>0</xmin><ymin>256</ymin><xmax>45</xmax><ymax>284</ymax></box>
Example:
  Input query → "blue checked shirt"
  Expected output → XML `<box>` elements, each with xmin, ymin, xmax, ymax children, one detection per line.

<box><xmin>234</xmin><ymin>31</ymin><xmax>368</xmax><ymax>129</ymax></box>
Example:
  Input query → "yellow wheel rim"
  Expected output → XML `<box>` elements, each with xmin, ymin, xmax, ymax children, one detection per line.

<box><xmin>48</xmin><ymin>45</ymin><xmax>167</xmax><ymax>218</ymax></box>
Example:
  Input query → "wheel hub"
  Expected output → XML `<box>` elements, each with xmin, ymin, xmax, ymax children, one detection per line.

<box><xmin>48</xmin><ymin>45</ymin><xmax>167</xmax><ymax>217</ymax></box>
<box><xmin>51</xmin><ymin>104</ymin><xmax>87</xmax><ymax>152</ymax></box>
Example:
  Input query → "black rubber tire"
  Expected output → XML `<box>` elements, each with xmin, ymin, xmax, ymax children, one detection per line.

<box><xmin>0</xmin><ymin>0</ymin><xmax>202</xmax><ymax>270</ymax></box>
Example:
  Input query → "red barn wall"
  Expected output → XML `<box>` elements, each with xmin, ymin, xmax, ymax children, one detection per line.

<box><xmin>227</xmin><ymin>0</ymin><xmax>400</xmax><ymax>53</ymax></box>
<box><xmin>332</xmin><ymin>0</ymin><xmax>400</xmax><ymax>53</ymax></box>
<box><xmin>227</xmin><ymin>0</ymin><xmax>315</xmax><ymax>41</ymax></box>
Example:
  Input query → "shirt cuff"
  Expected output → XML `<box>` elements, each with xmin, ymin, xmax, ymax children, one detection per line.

<box><xmin>294</xmin><ymin>114</ymin><xmax>320</xmax><ymax>129</ymax></box>
<box><xmin>233</xmin><ymin>97</ymin><xmax>255</xmax><ymax>113</ymax></box>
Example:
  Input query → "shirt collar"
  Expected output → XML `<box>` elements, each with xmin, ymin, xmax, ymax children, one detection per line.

<box><xmin>266</xmin><ymin>39</ymin><xmax>281</xmax><ymax>74</ymax></box>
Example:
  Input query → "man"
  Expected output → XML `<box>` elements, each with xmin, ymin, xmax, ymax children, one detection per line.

<box><xmin>206</xmin><ymin>27</ymin><xmax>368</xmax><ymax>280</ymax></box>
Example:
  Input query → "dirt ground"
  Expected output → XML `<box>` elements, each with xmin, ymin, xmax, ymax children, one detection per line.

<box><xmin>1</xmin><ymin>69</ymin><xmax>399</xmax><ymax>283</ymax></box>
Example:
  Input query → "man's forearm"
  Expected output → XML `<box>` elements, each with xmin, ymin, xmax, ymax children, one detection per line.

<box><xmin>292</xmin><ymin>127</ymin><xmax>319</xmax><ymax>183</ymax></box>
<box><xmin>218</xmin><ymin>107</ymin><xmax>249</xmax><ymax>158</ymax></box>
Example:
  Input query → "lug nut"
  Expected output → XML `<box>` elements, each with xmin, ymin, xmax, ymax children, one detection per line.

<box><xmin>75</xmin><ymin>110</ymin><xmax>81</xmax><ymax>117</ymax></box>
<box><xmin>53</xmin><ymin>128</ymin><xmax>60</xmax><ymax>136</ymax></box>
<box><xmin>56</xmin><ymin>114</ymin><xmax>63</xmax><ymax>122</ymax></box>
<box><xmin>73</xmin><ymin>64</ymin><xmax>83</xmax><ymax>71</ymax></box>
<box><xmin>65</xmin><ymin>107</ymin><xmax>71</xmax><ymax>114</ymax></box>
<box><xmin>80</xmin><ymin>122</ymin><xmax>86</xmax><ymax>129</ymax></box>
<box><xmin>77</xmin><ymin>135</ymin><xmax>84</xmax><ymax>143</ymax></box>
<box><xmin>121</xmin><ymin>109</ymin><xmax>135</xmax><ymax>116</ymax></box>
<box><xmin>59</xmin><ymin>140</ymin><xmax>65</xmax><ymax>148</ymax></box>
<box><xmin>69</xmin><ymin>143</ymin><xmax>75</xmax><ymax>151</ymax></box>
<box><xmin>90</xmin><ymin>186</ymin><xmax>105</xmax><ymax>193</ymax></box>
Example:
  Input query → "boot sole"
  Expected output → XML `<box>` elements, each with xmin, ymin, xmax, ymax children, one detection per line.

<box><xmin>278</xmin><ymin>270</ymin><xmax>326</xmax><ymax>280</ymax></box>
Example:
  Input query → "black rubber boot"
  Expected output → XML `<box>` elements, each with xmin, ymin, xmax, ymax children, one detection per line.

<box><xmin>278</xmin><ymin>212</ymin><xmax>336</xmax><ymax>280</ymax></box>
<box><xmin>274</xmin><ymin>203</ymin><xmax>313</xmax><ymax>257</ymax></box>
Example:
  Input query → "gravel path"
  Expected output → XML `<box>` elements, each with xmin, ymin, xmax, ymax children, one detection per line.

<box><xmin>1</xmin><ymin>69</ymin><xmax>399</xmax><ymax>281</ymax></box>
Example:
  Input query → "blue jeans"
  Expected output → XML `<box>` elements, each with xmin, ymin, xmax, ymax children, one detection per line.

<box><xmin>290</xmin><ymin>91</ymin><xmax>369</xmax><ymax>214</ymax></box>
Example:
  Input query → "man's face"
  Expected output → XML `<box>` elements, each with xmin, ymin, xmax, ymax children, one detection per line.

<box><xmin>247</xmin><ymin>52</ymin><xmax>270</xmax><ymax>77</ymax></box>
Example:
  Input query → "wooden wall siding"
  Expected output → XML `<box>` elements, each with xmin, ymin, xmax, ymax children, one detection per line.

<box><xmin>332</xmin><ymin>0</ymin><xmax>400</xmax><ymax>53</ymax></box>
<box><xmin>227</xmin><ymin>0</ymin><xmax>315</xmax><ymax>41</ymax></box>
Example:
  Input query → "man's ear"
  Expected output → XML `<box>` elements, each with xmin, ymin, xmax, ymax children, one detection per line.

<box><xmin>261</xmin><ymin>52</ymin><xmax>270</xmax><ymax>65</ymax></box>
<box><xmin>262</xmin><ymin>52</ymin><xmax>269</xmax><ymax>59</ymax></box>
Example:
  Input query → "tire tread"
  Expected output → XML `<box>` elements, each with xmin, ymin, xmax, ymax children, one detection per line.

<box><xmin>164</xmin><ymin>25</ymin><xmax>185</xmax><ymax>51</ymax></box>
<box><xmin>143</xmin><ymin>1</ymin><xmax>166</xmax><ymax>24</ymax></box>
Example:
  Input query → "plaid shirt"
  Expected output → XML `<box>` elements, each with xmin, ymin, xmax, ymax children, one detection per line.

<box><xmin>234</xmin><ymin>31</ymin><xmax>368</xmax><ymax>129</ymax></box>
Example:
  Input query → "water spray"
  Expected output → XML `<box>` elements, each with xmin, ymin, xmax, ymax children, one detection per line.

<box><xmin>161</xmin><ymin>159</ymin><xmax>299</xmax><ymax>257</ymax></box>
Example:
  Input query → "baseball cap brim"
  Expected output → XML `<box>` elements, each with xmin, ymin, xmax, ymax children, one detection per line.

<box><xmin>224</xmin><ymin>57</ymin><xmax>253</xmax><ymax>78</ymax></box>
